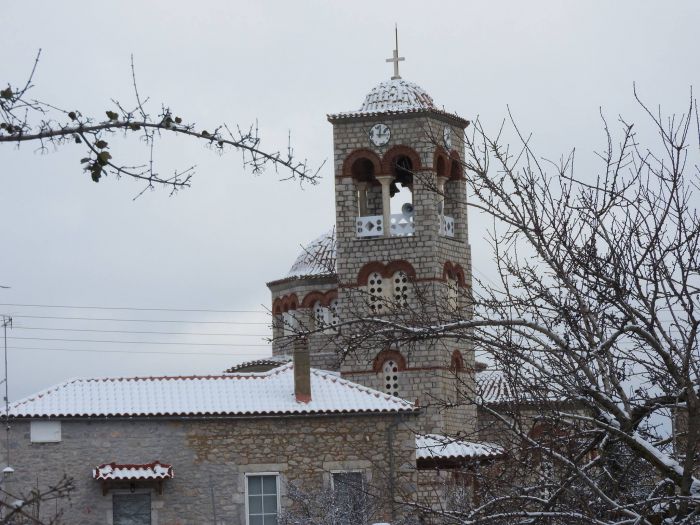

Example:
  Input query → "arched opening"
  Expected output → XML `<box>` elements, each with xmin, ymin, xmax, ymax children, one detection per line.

<box><xmin>373</xmin><ymin>350</ymin><xmax>407</xmax><ymax>398</ymax></box>
<box><xmin>389</xmin><ymin>155</ymin><xmax>414</xmax><ymax>215</ymax></box>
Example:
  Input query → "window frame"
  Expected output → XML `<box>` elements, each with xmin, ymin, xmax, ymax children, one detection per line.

<box><xmin>111</xmin><ymin>490</ymin><xmax>153</xmax><ymax>525</ymax></box>
<box><xmin>244</xmin><ymin>472</ymin><xmax>281</xmax><ymax>525</ymax></box>
<box><xmin>330</xmin><ymin>470</ymin><xmax>367</xmax><ymax>525</ymax></box>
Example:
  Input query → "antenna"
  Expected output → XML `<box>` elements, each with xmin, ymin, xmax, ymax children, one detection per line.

<box><xmin>2</xmin><ymin>316</ymin><xmax>11</xmax><ymax>472</ymax></box>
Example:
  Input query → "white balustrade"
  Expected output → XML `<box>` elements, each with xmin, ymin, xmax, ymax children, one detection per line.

<box><xmin>356</xmin><ymin>215</ymin><xmax>384</xmax><ymax>237</ymax></box>
<box><xmin>357</xmin><ymin>213</ymin><xmax>415</xmax><ymax>237</ymax></box>
<box><xmin>439</xmin><ymin>215</ymin><xmax>455</xmax><ymax>237</ymax></box>
<box><xmin>390</xmin><ymin>213</ymin><xmax>414</xmax><ymax>236</ymax></box>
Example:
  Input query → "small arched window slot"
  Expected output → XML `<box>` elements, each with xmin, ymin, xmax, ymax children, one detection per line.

<box><xmin>367</xmin><ymin>272</ymin><xmax>385</xmax><ymax>313</ymax></box>
<box><xmin>391</xmin><ymin>271</ymin><xmax>409</xmax><ymax>308</ymax></box>
<box><xmin>382</xmin><ymin>359</ymin><xmax>400</xmax><ymax>397</ymax></box>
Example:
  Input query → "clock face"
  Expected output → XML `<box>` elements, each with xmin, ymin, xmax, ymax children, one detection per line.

<box><xmin>369</xmin><ymin>123</ymin><xmax>391</xmax><ymax>147</ymax></box>
<box><xmin>443</xmin><ymin>126</ymin><xmax>452</xmax><ymax>150</ymax></box>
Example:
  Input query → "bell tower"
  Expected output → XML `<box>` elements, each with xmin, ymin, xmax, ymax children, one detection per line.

<box><xmin>328</xmin><ymin>42</ymin><xmax>475</xmax><ymax>436</ymax></box>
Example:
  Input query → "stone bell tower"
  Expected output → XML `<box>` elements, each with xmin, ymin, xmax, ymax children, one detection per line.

<box><xmin>327</xmin><ymin>44</ymin><xmax>476</xmax><ymax>436</ymax></box>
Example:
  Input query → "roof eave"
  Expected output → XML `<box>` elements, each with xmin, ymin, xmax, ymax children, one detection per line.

<box><xmin>327</xmin><ymin>108</ymin><xmax>470</xmax><ymax>128</ymax></box>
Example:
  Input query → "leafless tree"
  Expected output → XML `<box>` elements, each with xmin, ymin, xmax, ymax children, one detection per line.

<box><xmin>0</xmin><ymin>475</ymin><xmax>73</xmax><ymax>525</ymax></box>
<box><xmin>0</xmin><ymin>51</ymin><xmax>322</xmax><ymax>197</ymax></box>
<box><xmin>292</xmin><ymin>89</ymin><xmax>700</xmax><ymax>524</ymax></box>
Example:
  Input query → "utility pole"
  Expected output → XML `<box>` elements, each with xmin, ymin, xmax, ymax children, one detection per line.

<box><xmin>2</xmin><ymin>316</ymin><xmax>11</xmax><ymax>470</ymax></box>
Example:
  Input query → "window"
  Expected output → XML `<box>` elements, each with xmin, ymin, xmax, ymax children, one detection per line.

<box><xmin>246</xmin><ymin>474</ymin><xmax>279</xmax><ymax>525</ymax></box>
<box><xmin>113</xmin><ymin>493</ymin><xmax>151</xmax><ymax>525</ymax></box>
<box><xmin>329</xmin><ymin>298</ymin><xmax>340</xmax><ymax>328</ymax></box>
<box><xmin>367</xmin><ymin>272</ymin><xmax>385</xmax><ymax>313</ymax></box>
<box><xmin>313</xmin><ymin>299</ymin><xmax>340</xmax><ymax>331</ymax></box>
<box><xmin>382</xmin><ymin>359</ymin><xmax>400</xmax><ymax>397</ymax></box>
<box><xmin>332</xmin><ymin>471</ymin><xmax>366</xmax><ymax>525</ymax></box>
<box><xmin>282</xmin><ymin>311</ymin><xmax>298</xmax><ymax>336</ymax></box>
<box><xmin>30</xmin><ymin>420</ymin><xmax>61</xmax><ymax>443</ymax></box>
<box><xmin>391</xmin><ymin>271</ymin><xmax>409</xmax><ymax>308</ymax></box>
<box><xmin>446</xmin><ymin>276</ymin><xmax>459</xmax><ymax>311</ymax></box>
<box><xmin>314</xmin><ymin>300</ymin><xmax>327</xmax><ymax>328</ymax></box>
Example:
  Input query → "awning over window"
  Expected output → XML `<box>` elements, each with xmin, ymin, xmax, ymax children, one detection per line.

<box><xmin>93</xmin><ymin>461</ymin><xmax>174</xmax><ymax>481</ymax></box>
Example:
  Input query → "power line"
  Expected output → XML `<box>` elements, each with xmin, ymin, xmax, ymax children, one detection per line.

<box><xmin>8</xmin><ymin>336</ymin><xmax>269</xmax><ymax>347</ymax></box>
<box><xmin>12</xmin><ymin>315</ymin><xmax>269</xmax><ymax>325</ymax></box>
<box><xmin>13</xmin><ymin>326</ymin><xmax>269</xmax><ymax>337</ymax></box>
<box><xmin>9</xmin><ymin>346</ymin><xmax>270</xmax><ymax>358</ymax></box>
<box><xmin>0</xmin><ymin>303</ymin><xmax>266</xmax><ymax>314</ymax></box>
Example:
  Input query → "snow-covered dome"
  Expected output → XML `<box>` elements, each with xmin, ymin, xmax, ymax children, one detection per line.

<box><xmin>287</xmin><ymin>228</ymin><xmax>337</xmax><ymax>278</ymax></box>
<box><xmin>359</xmin><ymin>78</ymin><xmax>435</xmax><ymax>113</ymax></box>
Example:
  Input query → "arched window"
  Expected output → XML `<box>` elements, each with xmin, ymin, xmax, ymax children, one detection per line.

<box><xmin>313</xmin><ymin>298</ymin><xmax>340</xmax><ymax>332</ymax></box>
<box><xmin>329</xmin><ymin>298</ymin><xmax>340</xmax><ymax>328</ymax></box>
<box><xmin>313</xmin><ymin>300</ymin><xmax>327</xmax><ymax>328</ymax></box>
<box><xmin>382</xmin><ymin>359</ymin><xmax>400</xmax><ymax>397</ymax></box>
<box><xmin>367</xmin><ymin>271</ymin><xmax>386</xmax><ymax>313</ymax></box>
<box><xmin>282</xmin><ymin>310</ymin><xmax>298</xmax><ymax>336</ymax></box>
<box><xmin>447</xmin><ymin>275</ymin><xmax>459</xmax><ymax>311</ymax></box>
<box><xmin>389</xmin><ymin>156</ymin><xmax>414</xmax><ymax>236</ymax></box>
<box><xmin>391</xmin><ymin>271</ymin><xmax>409</xmax><ymax>308</ymax></box>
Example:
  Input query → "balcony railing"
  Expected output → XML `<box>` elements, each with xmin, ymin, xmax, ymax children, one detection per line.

<box><xmin>357</xmin><ymin>213</ymin><xmax>414</xmax><ymax>237</ymax></box>
<box><xmin>356</xmin><ymin>213</ymin><xmax>455</xmax><ymax>238</ymax></box>
<box><xmin>440</xmin><ymin>215</ymin><xmax>455</xmax><ymax>237</ymax></box>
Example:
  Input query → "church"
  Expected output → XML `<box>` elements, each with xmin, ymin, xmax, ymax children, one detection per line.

<box><xmin>3</xmin><ymin>44</ymin><xmax>504</xmax><ymax>525</ymax></box>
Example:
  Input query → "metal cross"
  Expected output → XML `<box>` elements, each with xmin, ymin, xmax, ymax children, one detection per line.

<box><xmin>386</xmin><ymin>25</ymin><xmax>405</xmax><ymax>80</ymax></box>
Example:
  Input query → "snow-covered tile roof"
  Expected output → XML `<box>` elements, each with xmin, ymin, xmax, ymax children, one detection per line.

<box><xmin>415</xmin><ymin>434</ymin><xmax>503</xmax><ymax>461</ymax></box>
<box><xmin>286</xmin><ymin>228</ymin><xmax>337</xmax><ymax>279</ymax></box>
<box><xmin>476</xmin><ymin>369</ymin><xmax>515</xmax><ymax>404</ymax></box>
<box><xmin>93</xmin><ymin>461</ymin><xmax>173</xmax><ymax>481</ymax></box>
<box><xmin>10</xmin><ymin>364</ymin><xmax>416</xmax><ymax>418</ymax></box>
<box><xmin>223</xmin><ymin>356</ymin><xmax>291</xmax><ymax>374</ymax></box>
<box><xmin>327</xmin><ymin>78</ymin><xmax>468</xmax><ymax>126</ymax></box>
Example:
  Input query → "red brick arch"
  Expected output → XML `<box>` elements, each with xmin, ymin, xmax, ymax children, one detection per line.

<box><xmin>301</xmin><ymin>289</ymin><xmax>338</xmax><ymax>308</ymax></box>
<box><xmin>357</xmin><ymin>260</ymin><xmax>417</xmax><ymax>286</ymax></box>
<box><xmin>451</xmin><ymin>350</ymin><xmax>465</xmax><ymax>372</ymax></box>
<box><xmin>341</xmin><ymin>149</ymin><xmax>383</xmax><ymax>179</ymax></box>
<box><xmin>449</xmin><ymin>150</ymin><xmax>465</xmax><ymax>181</ymax></box>
<box><xmin>373</xmin><ymin>349</ymin><xmax>407</xmax><ymax>373</ymax></box>
<box><xmin>272</xmin><ymin>293</ymin><xmax>299</xmax><ymax>314</ymax></box>
<box><xmin>433</xmin><ymin>147</ymin><xmax>450</xmax><ymax>178</ymax></box>
<box><xmin>381</xmin><ymin>145</ymin><xmax>422</xmax><ymax>174</ymax></box>
<box><xmin>443</xmin><ymin>261</ymin><xmax>466</xmax><ymax>287</ymax></box>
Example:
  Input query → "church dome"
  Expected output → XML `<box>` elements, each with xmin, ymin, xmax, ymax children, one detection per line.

<box><xmin>359</xmin><ymin>78</ymin><xmax>435</xmax><ymax>113</ymax></box>
<box><xmin>287</xmin><ymin>228</ymin><xmax>337</xmax><ymax>278</ymax></box>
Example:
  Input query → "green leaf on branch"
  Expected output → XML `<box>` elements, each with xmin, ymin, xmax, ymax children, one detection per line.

<box><xmin>105</xmin><ymin>111</ymin><xmax>119</xmax><ymax>121</ymax></box>
<box><xmin>80</xmin><ymin>157</ymin><xmax>90</xmax><ymax>164</ymax></box>
<box><xmin>174</xmin><ymin>117</ymin><xmax>182</xmax><ymax>124</ymax></box>
<box><xmin>96</xmin><ymin>151</ymin><xmax>112</xmax><ymax>166</ymax></box>
<box><xmin>129</xmin><ymin>123</ymin><xmax>141</xmax><ymax>131</ymax></box>
<box><xmin>90</xmin><ymin>163</ymin><xmax>102</xmax><ymax>182</ymax></box>
<box><xmin>0</xmin><ymin>88</ymin><xmax>12</xmax><ymax>99</ymax></box>
<box><xmin>95</xmin><ymin>140</ymin><xmax>108</xmax><ymax>149</ymax></box>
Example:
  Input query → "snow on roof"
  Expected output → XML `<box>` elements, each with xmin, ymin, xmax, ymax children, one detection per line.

<box><xmin>476</xmin><ymin>369</ymin><xmax>515</xmax><ymax>404</ymax></box>
<box><xmin>223</xmin><ymin>356</ymin><xmax>291</xmax><ymax>374</ymax></box>
<box><xmin>93</xmin><ymin>461</ymin><xmax>173</xmax><ymax>481</ymax></box>
<box><xmin>359</xmin><ymin>78</ymin><xmax>435</xmax><ymax>113</ymax></box>
<box><xmin>415</xmin><ymin>434</ymin><xmax>503</xmax><ymax>461</ymax></box>
<box><xmin>286</xmin><ymin>228</ymin><xmax>337</xmax><ymax>279</ymax></box>
<box><xmin>327</xmin><ymin>78</ymin><xmax>468</xmax><ymax>125</ymax></box>
<box><xmin>9</xmin><ymin>363</ymin><xmax>415</xmax><ymax>418</ymax></box>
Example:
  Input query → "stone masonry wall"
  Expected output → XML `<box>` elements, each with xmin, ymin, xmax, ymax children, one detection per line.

<box><xmin>6</xmin><ymin>414</ymin><xmax>417</xmax><ymax>525</ymax></box>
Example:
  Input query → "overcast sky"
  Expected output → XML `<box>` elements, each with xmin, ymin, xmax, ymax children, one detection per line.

<box><xmin>1</xmin><ymin>1</ymin><xmax>699</xmax><ymax>401</ymax></box>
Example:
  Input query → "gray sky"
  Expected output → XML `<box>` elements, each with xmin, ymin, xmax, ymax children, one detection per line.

<box><xmin>1</xmin><ymin>0</ymin><xmax>699</xmax><ymax>401</ymax></box>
